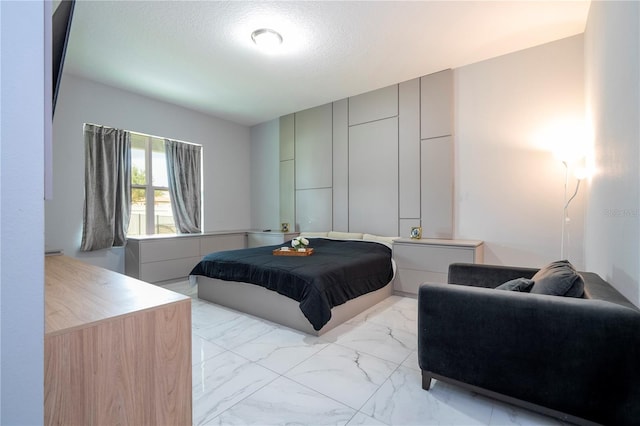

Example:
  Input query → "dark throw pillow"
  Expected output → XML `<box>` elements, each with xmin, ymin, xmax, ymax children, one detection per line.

<box><xmin>495</xmin><ymin>278</ymin><xmax>535</xmax><ymax>292</ymax></box>
<box><xmin>530</xmin><ymin>260</ymin><xmax>584</xmax><ymax>297</ymax></box>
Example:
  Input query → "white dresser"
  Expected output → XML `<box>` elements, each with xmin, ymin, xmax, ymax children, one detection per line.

<box><xmin>125</xmin><ymin>231</ymin><xmax>247</xmax><ymax>283</ymax></box>
<box><xmin>392</xmin><ymin>238</ymin><xmax>484</xmax><ymax>295</ymax></box>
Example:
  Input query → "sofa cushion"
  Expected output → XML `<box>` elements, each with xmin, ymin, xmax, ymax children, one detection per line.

<box><xmin>530</xmin><ymin>260</ymin><xmax>584</xmax><ymax>297</ymax></box>
<box><xmin>496</xmin><ymin>278</ymin><xmax>534</xmax><ymax>292</ymax></box>
<box><xmin>581</xmin><ymin>272</ymin><xmax>639</xmax><ymax>310</ymax></box>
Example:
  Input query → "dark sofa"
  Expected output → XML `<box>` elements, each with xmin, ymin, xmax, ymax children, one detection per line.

<box><xmin>418</xmin><ymin>263</ymin><xmax>640</xmax><ymax>426</ymax></box>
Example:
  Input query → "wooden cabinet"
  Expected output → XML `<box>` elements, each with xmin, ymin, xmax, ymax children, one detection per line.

<box><xmin>45</xmin><ymin>255</ymin><xmax>191</xmax><ymax>426</ymax></box>
<box><xmin>125</xmin><ymin>231</ymin><xmax>246</xmax><ymax>283</ymax></box>
<box><xmin>393</xmin><ymin>238</ymin><xmax>484</xmax><ymax>295</ymax></box>
<box><xmin>247</xmin><ymin>231</ymin><xmax>299</xmax><ymax>248</ymax></box>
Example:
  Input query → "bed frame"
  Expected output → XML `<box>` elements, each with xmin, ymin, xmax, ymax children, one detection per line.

<box><xmin>196</xmin><ymin>276</ymin><xmax>394</xmax><ymax>336</ymax></box>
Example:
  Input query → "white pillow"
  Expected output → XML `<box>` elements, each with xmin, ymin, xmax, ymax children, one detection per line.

<box><xmin>363</xmin><ymin>233</ymin><xmax>399</xmax><ymax>245</ymax></box>
<box><xmin>327</xmin><ymin>231</ymin><xmax>364</xmax><ymax>240</ymax></box>
<box><xmin>298</xmin><ymin>231</ymin><xmax>328</xmax><ymax>238</ymax></box>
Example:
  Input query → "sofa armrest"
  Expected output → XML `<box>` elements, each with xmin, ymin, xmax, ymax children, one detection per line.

<box><xmin>447</xmin><ymin>263</ymin><xmax>538</xmax><ymax>288</ymax></box>
<box><xmin>418</xmin><ymin>282</ymin><xmax>640</xmax><ymax>425</ymax></box>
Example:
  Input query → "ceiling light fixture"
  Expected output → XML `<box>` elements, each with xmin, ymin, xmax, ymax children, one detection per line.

<box><xmin>251</xmin><ymin>28</ymin><xmax>283</xmax><ymax>49</ymax></box>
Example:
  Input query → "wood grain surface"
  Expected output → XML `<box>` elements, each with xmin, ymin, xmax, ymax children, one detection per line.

<box><xmin>44</xmin><ymin>256</ymin><xmax>192</xmax><ymax>425</ymax></box>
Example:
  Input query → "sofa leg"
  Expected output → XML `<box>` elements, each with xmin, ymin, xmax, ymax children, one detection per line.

<box><xmin>421</xmin><ymin>371</ymin><xmax>432</xmax><ymax>390</ymax></box>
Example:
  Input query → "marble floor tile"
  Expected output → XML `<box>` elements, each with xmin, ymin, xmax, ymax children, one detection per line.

<box><xmin>402</xmin><ymin>350</ymin><xmax>420</xmax><ymax>372</ymax></box>
<box><xmin>211</xmin><ymin>376</ymin><xmax>356</xmax><ymax>425</ymax></box>
<box><xmin>323</xmin><ymin>320</ymin><xmax>417</xmax><ymax>364</ymax></box>
<box><xmin>187</xmin><ymin>290</ymin><xmax>564</xmax><ymax>426</ymax></box>
<box><xmin>192</xmin><ymin>351</ymin><xmax>278</xmax><ymax>425</ymax></box>
<box><xmin>193</xmin><ymin>308</ymin><xmax>279</xmax><ymax>349</ymax></box>
<box><xmin>361</xmin><ymin>366</ymin><xmax>494</xmax><ymax>426</ymax></box>
<box><xmin>192</xmin><ymin>333</ymin><xmax>225</xmax><ymax>366</ymax></box>
<box><xmin>191</xmin><ymin>300</ymin><xmax>242</xmax><ymax>330</ymax></box>
<box><xmin>346</xmin><ymin>411</ymin><xmax>388</xmax><ymax>425</ymax></box>
<box><xmin>231</xmin><ymin>326</ymin><xmax>329</xmax><ymax>374</ymax></box>
<box><xmin>489</xmin><ymin>400</ymin><xmax>567</xmax><ymax>426</ymax></box>
<box><xmin>348</xmin><ymin>295</ymin><xmax>418</xmax><ymax>333</ymax></box>
<box><xmin>284</xmin><ymin>344</ymin><xmax>399</xmax><ymax>410</ymax></box>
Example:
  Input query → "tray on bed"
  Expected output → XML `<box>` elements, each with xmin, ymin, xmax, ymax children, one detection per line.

<box><xmin>273</xmin><ymin>248</ymin><xmax>314</xmax><ymax>256</ymax></box>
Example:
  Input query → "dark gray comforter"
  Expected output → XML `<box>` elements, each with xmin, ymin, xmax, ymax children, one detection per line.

<box><xmin>190</xmin><ymin>238</ymin><xmax>393</xmax><ymax>330</ymax></box>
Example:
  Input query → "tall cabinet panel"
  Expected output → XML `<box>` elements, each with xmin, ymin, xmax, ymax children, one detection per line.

<box><xmin>349</xmin><ymin>117</ymin><xmax>399</xmax><ymax>236</ymax></box>
<box><xmin>420</xmin><ymin>69</ymin><xmax>454</xmax><ymax>238</ymax></box>
<box><xmin>421</xmin><ymin>69</ymin><xmax>453</xmax><ymax>139</ymax></box>
<box><xmin>421</xmin><ymin>136</ymin><xmax>453</xmax><ymax>238</ymax></box>
<box><xmin>296</xmin><ymin>188</ymin><xmax>333</xmax><ymax>232</ymax></box>
<box><xmin>332</xmin><ymin>99</ymin><xmax>349</xmax><ymax>231</ymax></box>
<box><xmin>348</xmin><ymin>84</ymin><xmax>398</xmax><ymax>125</ymax></box>
<box><xmin>280</xmin><ymin>159</ymin><xmax>295</xmax><ymax>230</ymax></box>
<box><xmin>280</xmin><ymin>114</ymin><xmax>295</xmax><ymax>161</ymax></box>
<box><xmin>294</xmin><ymin>103</ymin><xmax>333</xmax><ymax>232</ymax></box>
<box><xmin>399</xmin><ymin>78</ymin><xmax>421</xmax><ymax>222</ymax></box>
<box><xmin>279</xmin><ymin>114</ymin><xmax>295</xmax><ymax>230</ymax></box>
<box><xmin>295</xmin><ymin>104</ymin><xmax>333</xmax><ymax>189</ymax></box>
<box><xmin>268</xmin><ymin>69</ymin><xmax>455</xmax><ymax>239</ymax></box>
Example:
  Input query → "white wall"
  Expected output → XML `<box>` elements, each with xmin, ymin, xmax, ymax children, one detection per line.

<box><xmin>0</xmin><ymin>1</ymin><xmax>45</xmax><ymax>423</ymax></box>
<box><xmin>250</xmin><ymin>119</ymin><xmax>280</xmax><ymax>231</ymax></box>
<box><xmin>48</xmin><ymin>73</ymin><xmax>251</xmax><ymax>272</ymax></box>
<box><xmin>584</xmin><ymin>1</ymin><xmax>640</xmax><ymax>306</ymax></box>
<box><xmin>455</xmin><ymin>35</ymin><xmax>586</xmax><ymax>268</ymax></box>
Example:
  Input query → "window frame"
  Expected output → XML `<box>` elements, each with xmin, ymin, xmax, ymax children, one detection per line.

<box><xmin>129</xmin><ymin>134</ymin><xmax>175</xmax><ymax>236</ymax></box>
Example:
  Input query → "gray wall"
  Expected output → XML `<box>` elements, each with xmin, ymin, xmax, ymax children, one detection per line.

<box><xmin>584</xmin><ymin>1</ymin><xmax>640</xmax><ymax>305</ymax></box>
<box><xmin>0</xmin><ymin>2</ymin><xmax>45</xmax><ymax>423</ymax></box>
<box><xmin>48</xmin><ymin>74</ymin><xmax>252</xmax><ymax>272</ymax></box>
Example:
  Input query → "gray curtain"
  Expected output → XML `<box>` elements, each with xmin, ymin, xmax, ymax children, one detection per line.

<box><xmin>80</xmin><ymin>124</ymin><xmax>131</xmax><ymax>251</ymax></box>
<box><xmin>165</xmin><ymin>139</ymin><xmax>201</xmax><ymax>233</ymax></box>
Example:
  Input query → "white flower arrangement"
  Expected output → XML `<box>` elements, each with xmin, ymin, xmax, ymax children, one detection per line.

<box><xmin>291</xmin><ymin>236</ymin><xmax>310</xmax><ymax>250</ymax></box>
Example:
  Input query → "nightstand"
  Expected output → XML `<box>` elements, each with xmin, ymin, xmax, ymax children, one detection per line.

<box><xmin>392</xmin><ymin>238</ymin><xmax>484</xmax><ymax>295</ymax></box>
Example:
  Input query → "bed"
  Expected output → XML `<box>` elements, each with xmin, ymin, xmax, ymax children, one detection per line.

<box><xmin>189</xmin><ymin>232</ymin><xmax>397</xmax><ymax>335</ymax></box>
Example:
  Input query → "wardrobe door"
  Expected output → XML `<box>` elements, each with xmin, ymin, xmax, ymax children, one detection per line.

<box><xmin>349</xmin><ymin>117</ymin><xmax>399</xmax><ymax>236</ymax></box>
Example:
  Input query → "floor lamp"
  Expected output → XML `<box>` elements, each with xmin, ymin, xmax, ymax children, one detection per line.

<box><xmin>549</xmin><ymin>119</ymin><xmax>591</xmax><ymax>260</ymax></box>
<box><xmin>561</xmin><ymin>160</ymin><xmax>585</xmax><ymax>260</ymax></box>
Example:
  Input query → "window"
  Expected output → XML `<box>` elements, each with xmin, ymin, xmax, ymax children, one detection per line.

<box><xmin>82</xmin><ymin>123</ymin><xmax>202</xmax><ymax>247</ymax></box>
<box><xmin>128</xmin><ymin>133</ymin><xmax>176</xmax><ymax>235</ymax></box>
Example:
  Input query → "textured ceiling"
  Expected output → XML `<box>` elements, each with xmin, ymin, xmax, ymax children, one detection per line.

<box><xmin>64</xmin><ymin>1</ymin><xmax>590</xmax><ymax>126</ymax></box>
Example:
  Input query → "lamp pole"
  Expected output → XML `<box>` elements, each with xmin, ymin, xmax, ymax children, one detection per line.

<box><xmin>561</xmin><ymin>161</ymin><xmax>568</xmax><ymax>260</ymax></box>
<box><xmin>561</xmin><ymin>161</ymin><xmax>583</xmax><ymax>261</ymax></box>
